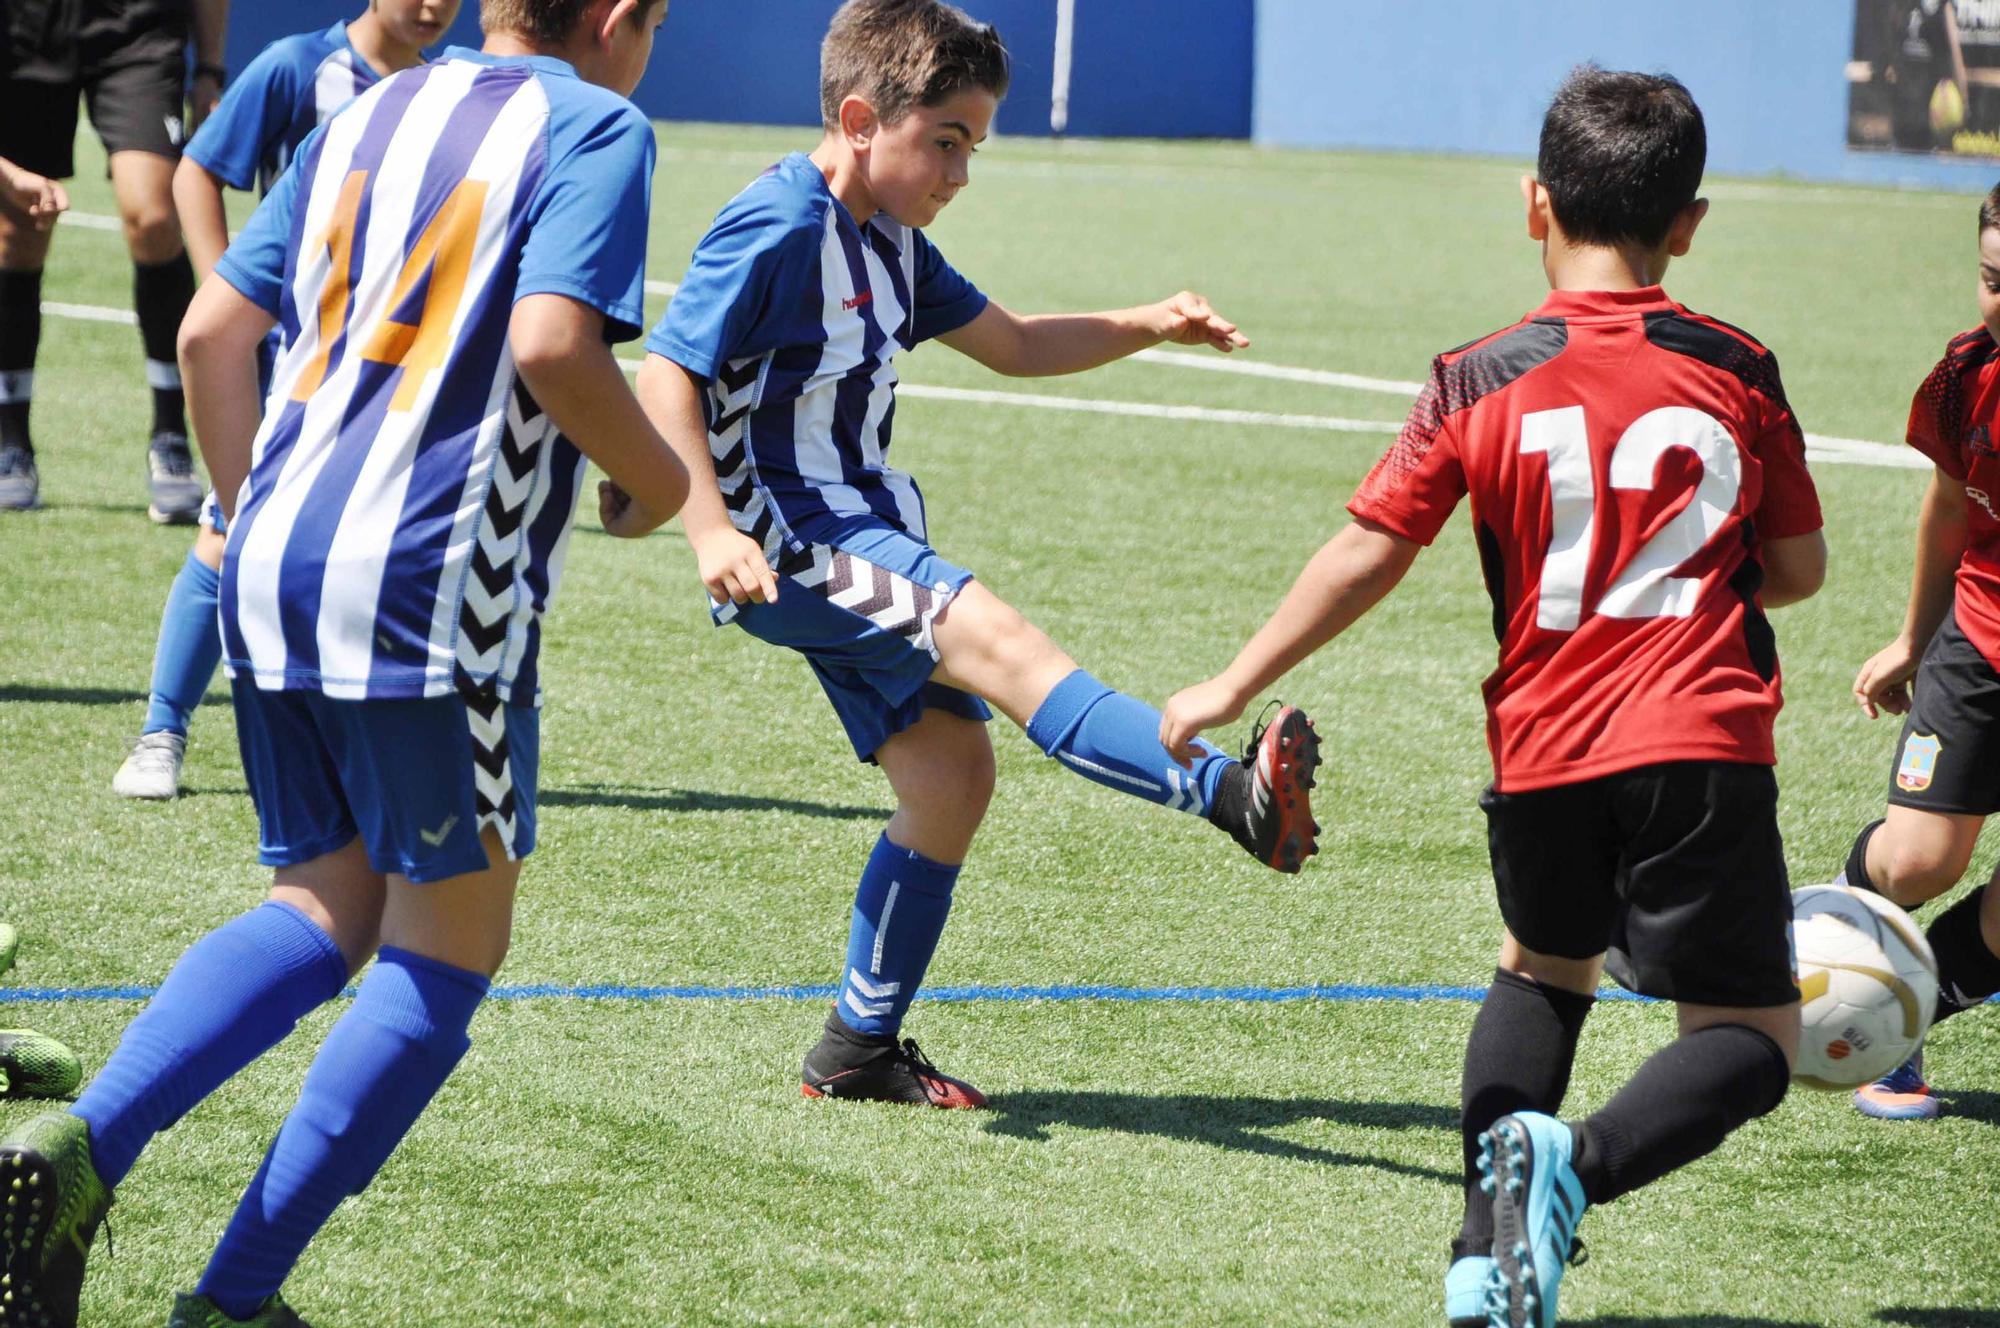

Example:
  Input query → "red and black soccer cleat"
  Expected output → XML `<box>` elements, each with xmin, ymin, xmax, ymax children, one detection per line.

<box><xmin>1210</xmin><ymin>703</ymin><xmax>1322</xmax><ymax>873</ymax></box>
<box><xmin>800</xmin><ymin>1014</ymin><xmax>987</xmax><ymax>1109</ymax></box>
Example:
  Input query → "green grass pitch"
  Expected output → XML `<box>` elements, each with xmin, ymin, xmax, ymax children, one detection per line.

<box><xmin>4</xmin><ymin>124</ymin><xmax>2000</xmax><ymax>1326</ymax></box>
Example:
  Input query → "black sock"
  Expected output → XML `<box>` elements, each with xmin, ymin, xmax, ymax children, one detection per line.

<box><xmin>1844</xmin><ymin>819</ymin><xmax>1885</xmax><ymax>894</ymax></box>
<box><xmin>1926</xmin><ymin>884</ymin><xmax>2000</xmax><ymax>1028</ymax></box>
<box><xmin>0</xmin><ymin>267</ymin><xmax>42</xmax><ymax>452</ymax></box>
<box><xmin>134</xmin><ymin>255</ymin><xmax>193</xmax><ymax>437</ymax></box>
<box><xmin>1569</xmin><ymin>1023</ymin><xmax>1789</xmax><ymax>1206</ymax></box>
<box><xmin>1452</xmin><ymin>968</ymin><xmax>1594</xmax><ymax>1262</ymax></box>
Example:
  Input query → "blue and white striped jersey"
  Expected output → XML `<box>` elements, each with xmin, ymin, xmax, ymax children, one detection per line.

<box><xmin>184</xmin><ymin>21</ymin><xmax>382</xmax><ymax>198</ymax></box>
<box><xmin>212</xmin><ymin>49</ymin><xmax>656</xmax><ymax>704</ymax></box>
<box><xmin>647</xmin><ymin>152</ymin><xmax>988</xmax><ymax>556</ymax></box>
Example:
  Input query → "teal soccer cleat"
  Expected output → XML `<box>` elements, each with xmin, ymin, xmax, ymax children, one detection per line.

<box><xmin>1480</xmin><ymin>1112</ymin><xmax>1587</xmax><ymax>1328</ymax></box>
<box><xmin>166</xmin><ymin>1291</ymin><xmax>315</xmax><ymax>1327</ymax></box>
<box><xmin>0</xmin><ymin>922</ymin><xmax>15</xmax><ymax>979</ymax></box>
<box><xmin>1446</xmin><ymin>1254</ymin><xmax>1496</xmax><ymax>1326</ymax></box>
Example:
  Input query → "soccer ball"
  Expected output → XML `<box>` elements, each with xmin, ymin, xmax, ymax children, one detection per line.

<box><xmin>1931</xmin><ymin>78</ymin><xmax>1967</xmax><ymax>140</ymax></box>
<box><xmin>1791</xmin><ymin>885</ymin><xmax>1939</xmax><ymax>1090</ymax></box>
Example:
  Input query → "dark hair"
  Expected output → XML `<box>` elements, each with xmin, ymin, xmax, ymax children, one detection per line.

<box><xmin>820</xmin><ymin>0</ymin><xmax>1011</xmax><ymax>129</ymax></box>
<box><xmin>1980</xmin><ymin>182</ymin><xmax>2000</xmax><ymax>233</ymax></box>
<box><xmin>1537</xmin><ymin>65</ymin><xmax>1706</xmax><ymax>249</ymax></box>
<box><xmin>480</xmin><ymin>0</ymin><xmax>659</xmax><ymax>45</ymax></box>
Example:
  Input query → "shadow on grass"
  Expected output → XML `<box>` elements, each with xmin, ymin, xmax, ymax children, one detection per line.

<box><xmin>982</xmin><ymin>1091</ymin><xmax>1458</xmax><ymax>1184</ymax></box>
<box><xmin>538</xmin><ymin>782</ymin><xmax>882</xmax><ymax>821</ymax></box>
<box><xmin>0</xmin><ymin>684</ymin><xmax>146</xmax><ymax>706</ymax></box>
<box><xmin>1876</xmin><ymin>1311</ymin><xmax>2000</xmax><ymax>1327</ymax></box>
<box><xmin>1567</xmin><ymin>1319</ymin><xmax>1821</xmax><ymax>1328</ymax></box>
<box><xmin>1933</xmin><ymin>1088</ymin><xmax>2000</xmax><ymax>1126</ymax></box>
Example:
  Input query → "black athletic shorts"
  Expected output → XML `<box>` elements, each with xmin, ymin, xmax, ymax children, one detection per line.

<box><xmin>0</xmin><ymin>0</ymin><xmax>189</xmax><ymax>179</ymax></box>
<box><xmin>1886</xmin><ymin>606</ymin><xmax>2000</xmax><ymax>816</ymax></box>
<box><xmin>1481</xmin><ymin>760</ymin><xmax>1797</xmax><ymax>1007</ymax></box>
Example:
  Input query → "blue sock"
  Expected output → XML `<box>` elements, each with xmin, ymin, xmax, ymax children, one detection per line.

<box><xmin>71</xmin><ymin>901</ymin><xmax>347</xmax><ymax>1188</ymax></box>
<box><xmin>1025</xmin><ymin>669</ymin><xmax>1233</xmax><ymax>815</ymax></box>
<box><xmin>197</xmin><ymin>948</ymin><xmax>488</xmax><ymax>1319</ymax></box>
<box><xmin>142</xmin><ymin>549</ymin><xmax>223</xmax><ymax>735</ymax></box>
<box><xmin>835</xmin><ymin>834</ymin><xmax>959</xmax><ymax>1038</ymax></box>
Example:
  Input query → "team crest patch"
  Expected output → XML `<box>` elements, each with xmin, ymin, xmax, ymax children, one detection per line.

<box><xmin>1897</xmin><ymin>733</ymin><xmax>1942</xmax><ymax>793</ymax></box>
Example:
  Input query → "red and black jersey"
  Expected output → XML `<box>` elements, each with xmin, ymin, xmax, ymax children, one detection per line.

<box><xmin>1349</xmin><ymin>286</ymin><xmax>1823</xmax><ymax>793</ymax></box>
<box><xmin>1906</xmin><ymin>325</ymin><xmax>2000</xmax><ymax>671</ymax></box>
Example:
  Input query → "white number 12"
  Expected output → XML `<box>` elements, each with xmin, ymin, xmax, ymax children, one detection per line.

<box><xmin>1517</xmin><ymin>405</ymin><xmax>1741</xmax><ymax>632</ymax></box>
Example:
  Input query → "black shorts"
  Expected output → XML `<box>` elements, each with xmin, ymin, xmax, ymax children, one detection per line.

<box><xmin>1886</xmin><ymin>607</ymin><xmax>2000</xmax><ymax>816</ymax></box>
<box><xmin>0</xmin><ymin>0</ymin><xmax>189</xmax><ymax>178</ymax></box>
<box><xmin>1481</xmin><ymin>761</ymin><xmax>1796</xmax><ymax>1007</ymax></box>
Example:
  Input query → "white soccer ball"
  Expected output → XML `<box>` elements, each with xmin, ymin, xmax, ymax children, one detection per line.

<box><xmin>1791</xmin><ymin>884</ymin><xmax>1939</xmax><ymax>1090</ymax></box>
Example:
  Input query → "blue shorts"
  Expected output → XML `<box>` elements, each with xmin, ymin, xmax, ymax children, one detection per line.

<box><xmin>231</xmin><ymin>681</ymin><xmax>539</xmax><ymax>883</ymax></box>
<box><xmin>725</xmin><ymin>517</ymin><xmax>992</xmax><ymax>761</ymax></box>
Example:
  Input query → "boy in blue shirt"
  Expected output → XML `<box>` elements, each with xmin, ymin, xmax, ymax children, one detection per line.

<box><xmin>113</xmin><ymin>0</ymin><xmax>459</xmax><ymax>802</ymax></box>
<box><xmin>640</xmin><ymin>0</ymin><xmax>1323</xmax><ymax>1110</ymax></box>
<box><xmin>0</xmin><ymin>1</ymin><xmax>684</xmax><ymax>1324</ymax></box>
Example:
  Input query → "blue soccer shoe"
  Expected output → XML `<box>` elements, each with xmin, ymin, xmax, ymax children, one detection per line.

<box><xmin>1853</xmin><ymin>1051</ymin><xmax>1939</xmax><ymax>1121</ymax></box>
<box><xmin>1446</xmin><ymin>1254</ymin><xmax>1496</xmax><ymax>1326</ymax></box>
<box><xmin>1479</xmin><ymin>1112</ymin><xmax>1587</xmax><ymax>1328</ymax></box>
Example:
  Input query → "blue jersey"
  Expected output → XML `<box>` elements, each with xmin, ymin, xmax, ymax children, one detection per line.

<box><xmin>647</xmin><ymin>152</ymin><xmax>987</xmax><ymax>559</ymax></box>
<box><xmin>212</xmin><ymin>49</ymin><xmax>655</xmax><ymax>704</ymax></box>
<box><xmin>184</xmin><ymin>21</ymin><xmax>382</xmax><ymax>197</ymax></box>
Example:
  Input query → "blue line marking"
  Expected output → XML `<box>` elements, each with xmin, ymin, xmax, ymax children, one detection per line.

<box><xmin>0</xmin><ymin>981</ymin><xmax>1664</xmax><ymax>1005</ymax></box>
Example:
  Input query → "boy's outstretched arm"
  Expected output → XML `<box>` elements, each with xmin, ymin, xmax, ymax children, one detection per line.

<box><xmin>1854</xmin><ymin>468</ymin><xmax>1967</xmax><ymax>718</ymax></box>
<box><xmin>179</xmin><ymin>277</ymin><xmax>275</xmax><ymax>518</ymax></box>
<box><xmin>509</xmin><ymin>294</ymin><xmax>689</xmax><ymax>538</ymax></box>
<box><xmin>937</xmin><ymin>291</ymin><xmax>1247</xmax><ymax>378</ymax></box>
<box><xmin>636</xmin><ymin>353</ymin><xmax>778</xmax><ymax>604</ymax></box>
<box><xmin>1161</xmin><ymin>517</ymin><xmax>1420</xmax><ymax>762</ymax></box>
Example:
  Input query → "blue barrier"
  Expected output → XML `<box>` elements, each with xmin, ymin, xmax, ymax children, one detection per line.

<box><xmin>220</xmin><ymin>1</ymin><xmax>1250</xmax><ymax>139</ymax></box>
<box><xmin>1252</xmin><ymin>0</ymin><xmax>2000</xmax><ymax>193</ymax></box>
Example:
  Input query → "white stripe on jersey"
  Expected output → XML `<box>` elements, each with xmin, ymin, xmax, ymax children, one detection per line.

<box><xmin>313</xmin><ymin>48</ymin><xmax>366</xmax><ymax>126</ymax></box>
<box><xmin>788</xmin><ymin>209</ymin><xmax>876</xmax><ymax>519</ymax></box>
<box><xmin>852</xmin><ymin>229</ymin><xmax>924</xmax><ymax>533</ymax></box>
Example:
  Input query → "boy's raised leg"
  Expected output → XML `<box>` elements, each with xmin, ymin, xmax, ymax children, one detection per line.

<box><xmin>932</xmin><ymin>582</ymin><xmax>1321</xmax><ymax>872</ymax></box>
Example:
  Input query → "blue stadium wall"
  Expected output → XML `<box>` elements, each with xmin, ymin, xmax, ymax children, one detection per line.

<box><xmin>220</xmin><ymin>1</ymin><xmax>1254</xmax><ymax>139</ymax></box>
<box><xmin>1252</xmin><ymin>0</ymin><xmax>2000</xmax><ymax>193</ymax></box>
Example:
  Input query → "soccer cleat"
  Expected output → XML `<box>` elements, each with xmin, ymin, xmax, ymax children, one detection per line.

<box><xmin>146</xmin><ymin>433</ymin><xmax>203</xmax><ymax>525</ymax></box>
<box><xmin>0</xmin><ymin>1111</ymin><xmax>112</xmax><ymax>1328</ymax></box>
<box><xmin>1480</xmin><ymin>1112</ymin><xmax>1587</xmax><ymax>1328</ymax></box>
<box><xmin>1446</xmin><ymin>1254</ymin><xmax>1496</xmax><ymax>1327</ymax></box>
<box><xmin>0</xmin><ymin>444</ymin><xmax>37</xmax><ymax>512</ymax></box>
<box><xmin>801</xmin><ymin>1016</ymin><xmax>986</xmax><ymax>1109</ymax></box>
<box><xmin>1209</xmin><ymin>703</ymin><xmax>1322</xmax><ymax>873</ymax></box>
<box><xmin>0</xmin><ymin>1034</ymin><xmax>82</xmax><ymax>1100</ymax></box>
<box><xmin>0</xmin><ymin>922</ymin><xmax>16</xmax><ymax>979</ymax></box>
<box><xmin>1853</xmin><ymin>1051</ymin><xmax>1939</xmax><ymax>1121</ymax></box>
<box><xmin>166</xmin><ymin>1291</ymin><xmax>315</xmax><ymax>1327</ymax></box>
<box><xmin>112</xmin><ymin>731</ymin><xmax>187</xmax><ymax>800</ymax></box>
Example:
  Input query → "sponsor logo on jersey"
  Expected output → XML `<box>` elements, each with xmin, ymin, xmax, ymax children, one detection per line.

<box><xmin>1897</xmin><ymin>732</ymin><xmax>1942</xmax><ymax>792</ymax></box>
<box><xmin>842</xmin><ymin>289</ymin><xmax>873</xmax><ymax>311</ymax></box>
<box><xmin>1970</xmin><ymin>485</ymin><xmax>2000</xmax><ymax>520</ymax></box>
<box><xmin>1968</xmin><ymin>424</ymin><xmax>1995</xmax><ymax>457</ymax></box>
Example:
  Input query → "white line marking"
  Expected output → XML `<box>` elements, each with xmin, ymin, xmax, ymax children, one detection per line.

<box><xmin>1132</xmin><ymin>347</ymin><xmax>1425</xmax><ymax>396</ymax></box>
<box><xmin>644</xmin><ymin>279</ymin><xmax>677</xmax><ymax>296</ymax></box>
<box><xmin>36</xmin><ymin>300</ymin><xmax>1922</xmax><ymax>468</ymax></box>
<box><xmin>56</xmin><ymin>211</ymin><xmax>122</xmax><ymax>231</ymax></box>
<box><xmin>42</xmin><ymin>301</ymin><xmax>136</xmax><ymax>325</ymax></box>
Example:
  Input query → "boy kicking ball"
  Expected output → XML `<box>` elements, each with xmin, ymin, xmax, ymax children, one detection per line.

<box><xmin>639</xmin><ymin>0</ymin><xmax>1321</xmax><ymax>1111</ymax></box>
<box><xmin>1163</xmin><ymin>67</ymin><xmax>1827</xmax><ymax>1328</ymax></box>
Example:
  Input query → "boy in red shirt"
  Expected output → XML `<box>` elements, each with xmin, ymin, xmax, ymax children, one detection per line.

<box><xmin>1163</xmin><ymin>67</ymin><xmax>1826</xmax><ymax>1328</ymax></box>
<box><xmin>1838</xmin><ymin>184</ymin><xmax>2000</xmax><ymax>1122</ymax></box>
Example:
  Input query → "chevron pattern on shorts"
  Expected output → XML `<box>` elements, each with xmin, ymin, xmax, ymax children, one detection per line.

<box><xmin>463</xmin><ymin>681</ymin><xmax>517</xmax><ymax>856</ymax></box>
<box><xmin>783</xmin><ymin>547</ymin><xmax>948</xmax><ymax>656</ymax></box>
<box><xmin>458</xmin><ymin>378</ymin><xmax>552</xmax><ymax>683</ymax></box>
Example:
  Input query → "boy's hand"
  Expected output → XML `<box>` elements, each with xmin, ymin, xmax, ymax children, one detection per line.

<box><xmin>1155</xmin><ymin>291</ymin><xmax>1249</xmax><ymax>354</ymax></box>
<box><xmin>598</xmin><ymin>479</ymin><xmax>658</xmax><ymax>539</ymax></box>
<box><xmin>0</xmin><ymin>162</ymin><xmax>68</xmax><ymax>232</ymax></box>
<box><xmin>695</xmin><ymin>526</ymin><xmax>779</xmax><ymax>605</ymax></box>
<box><xmin>1854</xmin><ymin>637</ymin><xmax>1922</xmax><ymax>719</ymax></box>
<box><xmin>1160</xmin><ymin>676</ymin><xmax>1247</xmax><ymax>766</ymax></box>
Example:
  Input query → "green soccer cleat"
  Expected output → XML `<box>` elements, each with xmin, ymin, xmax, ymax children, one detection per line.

<box><xmin>0</xmin><ymin>1033</ymin><xmax>82</xmax><ymax>1100</ymax></box>
<box><xmin>166</xmin><ymin>1292</ymin><xmax>315</xmax><ymax>1327</ymax></box>
<box><xmin>0</xmin><ymin>924</ymin><xmax>16</xmax><ymax>980</ymax></box>
<box><xmin>0</xmin><ymin>1111</ymin><xmax>111</xmax><ymax>1328</ymax></box>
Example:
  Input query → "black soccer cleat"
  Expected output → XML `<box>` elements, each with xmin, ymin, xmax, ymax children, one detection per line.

<box><xmin>1208</xmin><ymin>703</ymin><xmax>1322</xmax><ymax>873</ymax></box>
<box><xmin>800</xmin><ymin>1012</ymin><xmax>986</xmax><ymax>1109</ymax></box>
<box><xmin>0</xmin><ymin>1112</ymin><xmax>112</xmax><ymax>1328</ymax></box>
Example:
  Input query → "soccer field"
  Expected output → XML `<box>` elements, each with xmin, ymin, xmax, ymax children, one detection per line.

<box><xmin>4</xmin><ymin>123</ymin><xmax>2000</xmax><ymax>1327</ymax></box>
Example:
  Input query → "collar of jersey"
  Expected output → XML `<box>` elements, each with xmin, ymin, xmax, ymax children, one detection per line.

<box><xmin>440</xmin><ymin>45</ymin><xmax>579</xmax><ymax>80</ymax></box>
<box><xmin>1531</xmin><ymin>285</ymin><xmax>1674</xmax><ymax>320</ymax></box>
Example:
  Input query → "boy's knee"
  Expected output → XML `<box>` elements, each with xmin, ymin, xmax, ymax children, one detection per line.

<box><xmin>1873</xmin><ymin>839</ymin><xmax>1968</xmax><ymax>904</ymax></box>
<box><xmin>123</xmin><ymin>209</ymin><xmax>182</xmax><ymax>264</ymax></box>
